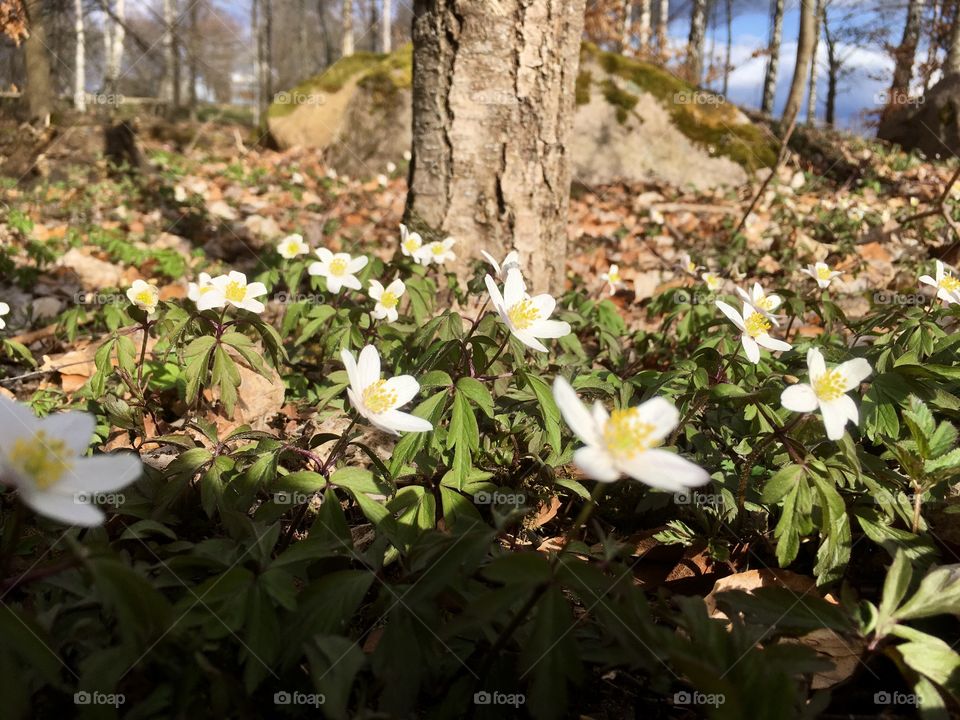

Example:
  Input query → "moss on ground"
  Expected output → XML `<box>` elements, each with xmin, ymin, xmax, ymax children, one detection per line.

<box><xmin>600</xmin><ymin>79</ymin><xmax>639</xmax><ymax>124</ymax></box>
<box><xmin>581</xmin><ymin>43</ymin><xmax>778</xmax><ymax>169</ymax></box>
<box><xmin>576</xmin><ymin>71</ymin><xmax>592</xmax><ymax>105</ymax></box>
<box><xmin>268</xmin><ymin>45</ymin><xmax>413</xmax><ymax>119</ymax></box>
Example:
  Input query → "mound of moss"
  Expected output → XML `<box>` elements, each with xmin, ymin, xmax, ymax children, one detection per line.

<box><xmin>268</xmin><ymin>46</ymin><xmax>413</xmax><ymax>120</ymax></box>
<box><xmin>580</xmin><ymin>43</ymin><xmax>778</xmax><ymax>170</ymax></box>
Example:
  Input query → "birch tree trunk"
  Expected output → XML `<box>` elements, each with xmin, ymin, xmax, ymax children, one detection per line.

<box><xmin>685</xmin><ymin>0</ymin><xmax>707</xmax><ymax>84</ymax></box>
<box><xmin>946</xmin><ymin>1</ymin><xmax>960</xmax><ymax>76</ymax></box>
<box><xmin>104</xmin><ymin>0</ymin><xmax>125</xmax><ymax>95</ymax></box>
<box><xmin>722</xmin><ymin>0</ymin><xmax>731</xmax><ymax>96</ymax></box>
<box><xmin>760</xmin><ymin>0</ymin><xmax>783</xmax><ymax>114</ymax></box>
<box><xmin>637</xmin><ymin>0</ymin><xmax>651</xmax><ymax>55</ymax></box>
<box><xmin>381</xmin><ymin>0</ymin><xmax>391</xmax><ymax>53</ymax></box>
<box><xmin>405</xmin><ymin>0</ymin><xmax>587</xmax><ymax>294</ymax></box>
<box><xmin>621</xmin><ymin>0</ymin><xmax>632</xmax><ymax>54</ymax></box>
<box><xmin>656</xmin><ymin>0</ymin><xmax>668</xmax><ymax>60</ymax></box>
<box><xmin>252</xmin><ymin>0</ymin><xmax>261</xmax><ymax>126</ymax></box>
<box><xmin>805</xmin><ymin>0</ymin><xmax>822</xmax><ymax>124</ymax></box>
<box><xmin>781</xmin><ymin>0</ymin><xmax>816</xmax><ymax>128</ymax></box>
<box><xmin>74</xmin><ymin>0</ymin><xmax>86</xmax><ymax>111</ymax></box>
<box><xmin>342</xmin><ymin>0</ymin><xmax>354</xmax><ymax>57</ymax></box>
<box><xmin>160</xmin><ymin>0</ymin><xmax>175</xmax><ymax>104</ymax></box>
<box><xmin>188</xmin><ymin>0</ymin><xmax>198</xmax><ymax>112</ymax></box>
<box><xmin>23</xmin><ymin>0</ymin><xmax>52</xmax><ymax>123</ymax></box>
<box><xmin>883</xmin><ymin>0</ymin><xmax>923</xmax><ymax>118</ymax></box>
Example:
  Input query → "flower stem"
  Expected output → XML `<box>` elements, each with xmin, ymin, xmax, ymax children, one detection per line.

<box><xmin>479</xmin><ymin>332</ymin><xmax>510</xmax><ymax>376</ymax></box>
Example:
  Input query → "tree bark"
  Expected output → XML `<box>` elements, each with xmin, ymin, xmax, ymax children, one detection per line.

<box><xmin>946</xmin><ymin>0</ymin><xmax>960</xmax><ymax>76</ymax></box>
<box><xmin>760</xmin><ymin>0</ymin><xmax>783</xmax><ymax>114</ymax></box>
<box><xmin>883</xmin><ymin>0</ymin><xmax>923</xmax><ymax>117</ymax></box>
<box><xmin>381</xmin><ymin>0</ymin><xmax>391</xmax><ymax>52</ymax></box>
<box><xmin>252</xmin><ymin>0</ymin><xmax>261</xmax><ymax>125</ymax></box>
<box><xmin>23</xmin><ymin>0</ymin><xmax>51</xmax><ymax>123</ymax></box>
<box><xmin>188</xmin><ymin>0</ymin><xmax>198</xmax><ymax>112</ymax></box>
<box><xmin>722</xmin><ymin>0</ymin><xmax>731</xmax><ymax>96</ymax></box>
<box><xmin>804</xmin><ymin>0</ymin><xmax>822</xmax><ymax>124</ymax></box>
<box><xmin>74</xmin><ymin>0</ymin><xmax>85</xmax><ymax>111</ymax></box>
<box><xmin>637</xmin><ymin>0</ymin><xmax>651</xmax><ymax>55</ymax></box>
<box><xmin>160</xmin><ymin>0</ymin><xmax>174</xmax><ymax>104</ymax></box>
<box><xmin>621</xmin><ymin>0</ymin><xmax>632</xmax><ymax>54</ymax></box>
<box><xmin>342</xmin><ymin>0</ymin><xmax>354</xmax><ymax>57</ymax></box>
<box><xmin>104</xmin><ymin>0</ymin><xmax>125</xmax><ymax>95</ymax></box>
<box><xmin>685</xmin><ymin>0</ymin><xmax>707</xmax><ymax>84</ymax></box>
<box><xmin>824</xmin><ymin>17</ymin><xmax>837</xmax><ymax>126</ymax></box>
<box><xmin>656</xmin><ymin>0</ymin><xmax>668</xmax><ymax>60</ymax></box>
<box><xmin>405</xmin><ymin>0</ymin><xmax>587</xmax><ymax>295</ymax></box>
<box><xmin>781</xmin><ymin>0</ymin><xmax>816</xmax><ymax>129</ymax></box>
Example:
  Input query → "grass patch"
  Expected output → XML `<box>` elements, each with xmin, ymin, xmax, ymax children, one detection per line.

<box><xmin>600</xmin><ymin>79</ymin><xmax>639</xmax><ymax>124</ymax></box>
<box><xmin>576</xmin><ymin>71</ymin><xmax>592</xmax><ymax>105</ymax></box>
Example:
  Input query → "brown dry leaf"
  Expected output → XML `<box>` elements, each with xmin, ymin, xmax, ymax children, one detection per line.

<box><xmin>59</xmin><ymin>248</ymin><xmax>125</xmax><ymax>289</ymax></box>
<box><xmin>527</xmin><ymin>496</ymin><xmax>561</xmax><ymax>530</ymax></box>
<box><xmin>209</xmin><ymin>357</ymin><xmax>285</xmax><ymax>435</ymax></box>
<box><xmin>781</xmin><ymin>629</ymin><xmax>866</xmax><ymax>689</ymax></box>
<box><xmin>704</xmin><ymin>568</ymin><xmax>826</xmax><ymax>618</ymax></box>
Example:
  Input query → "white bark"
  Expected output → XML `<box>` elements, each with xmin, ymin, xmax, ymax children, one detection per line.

<box><xmin>686</xmin><ymin>0</ymin><xmax>707</xmax><ymax>83</ymax></box>
<box><xmin>656</xmin><ymin>0</ymin><xmax>668</xmax><ymax>58</ymax></box>
<box><xmin>105</xmin><ymin>0</ymin><xmax>125</xmax><ymax>94</ymax></box>
<box><xmin>947</xmin><ymin>2</ymin><xmax>960</xmax><ymax>76</ymax></box>
<box><xmin>381</xmin><ymin>0</ymin><xmax>391</xmax><ymax>53</ymax></box>
<box><xmin>621</xmin><ymin>0</ymin><xmax>632</xmax><ymax>54</ymax></box>
<box><xmin>161</xmin><ymin>0</ymin><xmax>175</xmax><ymax>103</ymax></box>
<box><xmin>343</xmin><ymin>0</ymin><xmax>354</xmax><ymax>57</ymax></box>
<box><xmin>805</xmin><ymin>0</ymin><xmax>822</xmax><ymax>123</ymax></box>
<box><xmin>638</xmin><ymin>0</ymin><xmax>651</xmax><ymax>54</ymax></box>
<box><xmin>761</xmin><ymin>0</ymin><xmax>784</xmax><ymax>114</ymax></box>
<box><xmin>74</xmin><ymin>0</ymin><xmax>86</xmax><ymax>111</ymax></box>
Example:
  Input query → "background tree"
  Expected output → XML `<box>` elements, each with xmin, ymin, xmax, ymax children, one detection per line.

<box><xmin>761</xmin><ymin>0</ymin><xmax>784</xmax><ymax>114</ymax></box>
<box><xmin>73</xmin><ymin>0</ymin><xmax>84</xmax><ymax>110</ymax></box>
<box><xmin>406</xmin><ymin>0</ymin><xmax>587</xmax><ymax>293</ymax></box>
<box><xmin>103</xmin><ymin>0</ymin><xmax>125</xmax><ymax>95</ymax></box>
<box><xmin>685</xmin><ymin>0</ymin><xmax>707</xmax><ymax>82</ymax></box>
<box><xmin>656</xmin><ymin>0</ymin><xmax>669</xmax><ymax>59</ymax></box>
<box><xmin>805</xmin><ymin>0</ymin><xmax>823</xmax><ymax>123</ymax></box>
<box><xmin>381</xmin><ymin>0</ymin><xmax>390</xmax><ymax>53</ymax></box>
<box><xmin>621</xmin><ymin>0</ymin><xmax>632</xmax><ymax>53</ymax></box>
<box><xmin>23</xmin><ymin>0</ymin><xmax>51</xmax><ymax>122</ymax></box>
<box><xmin>883</xmin><ymin>0</ymin><xmax>924</xmax><ymax>122</ymax></box>
<box><xmin>782</xmin><ymin>0</ymin><xmax>817</xmax><ymax>128</ymax></box>
<box><xmin>342</xmin><ymin>0</ymin><xmax>353</xmax><ymax>57</ymax></box>
<box><xmin>637</xmin><ymin>0</ymin><xmax>650</xmax><ymax>54</ymax></box>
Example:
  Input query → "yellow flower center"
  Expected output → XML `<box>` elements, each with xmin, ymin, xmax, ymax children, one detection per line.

<box><xmin>608</xmin><ymin>271</ymin><xmax>620</xmax><ymax>283</ymax></box>
<box><xmin>813</xmin><ymin>369</ymin><xmax>847</xmax><ymax>401</ymax></box>
<box><xmin>9</xmin><ymin>431</ymin><xmax>73</xmax><ymax>490</ymax></box>
<box><xmin>198</xmin><ymin>284</ymin><xmax>215</xmax><ymax>296</ymax></box>
<box><xmin>507</xmin><ymin>299</ymin><xmax>541</xmax><ymax>330</ymax></box>
<box><xmin>602</xmin><ymin>409</ymin><xmax>659</xmax><ymax>460</ymax></box>
<box><xmin>940</xmin><ymin>274</ymin><xmax>960</xmax><ymax>292</ymax></box>
<box><xmin>816</xmin><ymin>266</ymin><xmax>832</xmax><ymax>281</ymax></box>
<box><xmin>756</xmin><ymin>296</ymin><xmax>774</xmax><ymax>311</ymax></box>
<box><xmin>431</xmin><ymin>244</ymin><xmax>445</xmax><ymax>256</ymax></box>
<box><xmin>135</xmin><ymin>289</ymin><xmax>156</xmax><ymax>307</ymax></box>
<box><xmin>744</xmin><ymin>312</ymin><xmax>771</xmax><ymax>338</ymax></box>
<box><xmin>282</xmin><ymin>241</ymin><xmax>299</xmax><ymax>255</ymax></box>
<box><xmin>380</xmin><ymin>291</ymin><xmax>398</xmax><ymax>309</ymax></box>
<box><xmin>686</xmin><ymin>261</ymin><xmax>696</xmax><ymax>273</ymax></box>
<box><xmin>403</xmin><ymin>239</ymin><xmax>420</xmax><ymax>253</ymax></box>
<box><xmin>362</xmin><ymin>380</ymin><xmax>398</xmax><ymax>414</ymax></box>
<box><xmin>329</xmin><ymin>258</ymin><xmax>349</xmax><ymax>276</ymax></box>
<box><xmin>224</xmin><ymin>280</ymin><xmax>247</xmax><ymax>303</ymax></box>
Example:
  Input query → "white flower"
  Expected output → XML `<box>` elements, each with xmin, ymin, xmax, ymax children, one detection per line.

<box><xmin>649</xmin><ymin>208</ymin><xmax>665</xmax><ymax>225</ymax></box>
<box><xmin>551</xmin><ymin>377</ymin><xmax>710</xmax><ymax>491</ymax></box>
<box><xmin>416</xmin><ymin>237</ymin><xmax>457</xmax><ymax>266</ymax></box>
<box><xmin>126</xmin><ymin>279</ymin><xmax>159</xmax><ymax>315</ymax></box>
<box><xmin>386</xmin><ymin>161</ymin><xmax>397</xmax><ymax>174</ymax></box>
<box><xmin>680</xmin><ymin>253</ymin><xmax>702</xmax><ymax>277</ymax></box>
<box><xmin>600</xmin><ymin>264</ymin><xmax>625</xmax><ymax>295</ymax></box>
<box><xmin>919</xmin><ymin>260</ymin><xmax>960</xmax><ymax>305</ymax></box>
<box><xmin>291</xmin><ymin>172</ymin><xmax>305</xmax><ymax>185</ymax></box>
<box><xmin>735</xmin><ymin>282</ymin><xmax>782</xmax><ymax>323</ymax></box>
<box><xmin>403</xmin><ymin>150</ymin><xmax>412</xmax><ymax>161</ymax></box>
<box><xmin>485</xmin><ymin>268</ymin><xmax>571</xmax><ymax>352</ymax></box>
<box><xmin>277</xmin><ymin>233</ymin><xmax>309</xmax><ymax>259</ymax></box>
<box><xmin>0</xmin><ymin>301</ymin><xmax>9</xmax><ymax>330</ymax></box>
<box><xmin>0</xmin><ymin>396</ymin><xmax>141</xmax><ymax>526</ymax></box>
<box><xmin>369</xmin><ymin>278</ymin><xmax>405</xmax><ymax>323</ymax></box>
<box><xmin>801</xmin><ymin>261</ymin><xmax>842</xmax><ymax>289</ymax></box>
<box><xmin>399</xmin><ymin>224</ymin><xmax>423</xmax><ymax>259</ymax></box>
<box><xmin>715</xmin><ymin>300</ymin><xmax>792</xmax><ymax>364</ymax></box>
<box><xmin>781</xmin><ymin>348</ymin><xmax>872</xmax><ymax>440</ymax></box>
<box><xmin>480</xmin><ymin>249</ymin><xmax>521</xmax><ymax>279</ymax></box>
<box><xmin>702</xmin><ymin>272</ymin><xmax>723</xmax><ymax>291</ymax></box>
<box><xmin>308</xmin><ymin>248</ymin><xmax>368</xmax><ymax>294</ymax></box>
<box><xmin>341</xmin><ymin>346</ymin><xmax>433</xmax><ymax>435</ymax></box>
<box><xmin>377</xmin><ymin>174</ymin><xmax>388</xmax><ymax>187</ymax></box>
<box><xmin>326</xmin><ymin>168</ymin><xmax>338</xmax><ymax>180</ymax></box>
<box><xmin>188</xmin><ymin>272</ymin><xmax>224</xmax><ymax>311</ymax></box>
<box><xmin>207</xmin><ymin>271</ymin><xmax>268</xmax><ymax>314</ymax></box>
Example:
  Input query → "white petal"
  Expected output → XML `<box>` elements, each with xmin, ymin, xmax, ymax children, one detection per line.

<box><xmin>503</xmin><ymin>268</ymin><xmax>526</xmax><ymax>307</ymax></box>
<box><xmin>368</xmin><ymin>280</ymin><xmax>384</xmax><ymax>299</ymax></box>
<box><xmin>240</xmin><ymin>298</ymin><xmax>265</xmax><ymax>314</ymax></box>
<box><xmin>307</xmin><ymin>261</ymin><xmax>323</xmax><ymax>276</ymax></box>
<box><xmin>375</xmin><ymin>409</ymin><xmax>433</xmax><ymax>435</ymax></box>
<box><xmin>530</xmin><ymin>293</ymin><xmax>556</xmax><ymax>319</ymax></box>
<box><xmin>634</xmin><ymin>396</ymin><xmax>680</xmax><ymax>440</ymax></box>
<box><xmin>341</xmin><ymin>349</ymin><xmax>361</xmax><ymax>391</ymax></box>
<box><xmin>196</xmin><ymin>290</ymin><xmax>226</xmax><ymax>311</ymax></box>
<box><xmin>386</xmin><ymin>279</ymin><xmax>405</xmax><ymax>296</ymax></box>
<box><xmin>716</xmin><ymin>300</ymin><xmax>746</xmax><ymax>331</ymax></box>
<box><xmin>346</xmin><ymin>386</ymin><xmax>365</xmax><ymax>416</ymax></box>
<box><xmin>512</xmin><ymin>329</ymin><xmax>548</xmax><ymax>353</ymax></box>
<box><xmin>326</xmin><ymin>276</ymin><xmax>344</xmax><ymax>294</ymax></box>
<box><xmin>357</xmin><ymin>345</ymin><xmax>381</xmax><ymax>387</ymax></box>
<box><xmin>41</xmin><ymin>411</ymin><xmax>96</xmax><ymax>455</ymax></box>
<box><xmin>0</xmin><ymin>395</ymin><xmax>39</xmax><ymax>436</ymax></box>
<box><xmin>349</xmin><ymin>256</ymin><xmax>369</xmax><ymax>272</ymax></box>
<box><xmin>918</xmin><ymin>275</ymin><xmax>936</xmax><ymax>287</ymax></box>
<box><xmin>781</xmin><ymin>384</ymin><xmax>818</xmax><ymax>413</ymax></box>
<box><xmin>480</xmin><ymin>250</ymin><xmax>499</xmax><ymax>273</ymax></box>
<box><xmin>316</xmin><ymin>248</ymin><xmax>333</xmax><ymax>262</ymax></box>
<box><xmin>60</xmin><ymin>453</ymin><xmax>142</xmax><ymax>493</ymax></box>
<box><xmin>20</xmin><ymin>490</ymin><xmax>106</xmax><ymax>526</ymax></box>
<box><xmin>530</xmin><ymin>319</ymin><xmax>570</xmax><ymax>339</ymax></box>
<box><xmin>741</xmin><ymin>335</ymin><xmax>761</xmax><ymax>363</ymax></box>
<box><xmin>836</xmin><ymin>358</ymin><xmax>871</xmax><ymax>391</ymax></box>
<box><xmin>765</xmin><ymin>294</ymin><xmax>782</xmax><ymax>310</ymax></box>
<box><xmin>246</xmin><ymin>282</ymin><xmax>268</xmax><ymax>298</ymax></box>
<box><xmin>383</xmin><ymin>375</ymin><xmax>420</xmax><ymax>408</ymax></box>
<box><xmin>591</xmin><ymin>402</ymin><xmax>609</xmax><ymax>428</ymax></box>
<box><xmin>618</xmin><ymin>449</ymin><xmax>710</xmax><ymax>491</ymax></box>
<box><xmin>756</xmin><ymin>335</ymin><xmax>791</xmax><ymax>352</ymax></box>
<box><xmin>552</xmin><ymin>377</ymin><xmax>601</xmax><ymax>447</ymax></box>
<box><xmin>227</xmin><ymin>270</ymin><xmax>246</xmax><ymax>284</ymax></box>
<box><xmin>820</xmin><ymin>398</ymin><xmax>852</xmax><ymax>440</ymax></box>
<box><xmin>340</xmin><ymin>275</ymin><xmax>362</xmax><ymax>291</ymax></box>
<box><xmin>807</xmin><ymin>347</ymin><xmax>826</xmax><ymax>381</ymax></box>
<box><xmin>573</xmin><ymin>446</ymin><xmax>621</xmax><ymax>482</ymax></box>
<box><xmin>484</xmin><ymin>274</ymin><xmax>505</xmax><ymax>311</ymax></box>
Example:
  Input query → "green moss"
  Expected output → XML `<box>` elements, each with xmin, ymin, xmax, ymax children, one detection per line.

<box><xmin>580</xmin><ymin>42</ymin><xmax>778</xmax><ymax>169</ymax></box>
<box><xmin>269</xmin><ymin>45</ymin><xmax>413</xmax><ymax>119</ymax></box>
<box><xmin>575</xmin><ymin>71</ymin><xmax>592</xmax><ymax>105</ymax></box>
<box><xmin>600</xmin><ymin>79</ymin><xmax>638</xmax><ymax>124</ymax></box>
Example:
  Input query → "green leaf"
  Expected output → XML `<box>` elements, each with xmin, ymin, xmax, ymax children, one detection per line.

<box><xmin>456</xmin><ymin>376</ymin><xmax>495</xmax><ymax>418</ymax></box>
<box><xmin>523</xmin><ymin>371</ymin><xmax>562</xmax><ymax>455</ymax></box>
<box><xmin>521</xmin><ymin>586</ymin><xmax>582</xmax><ymax>720</ymax></box>
<box><xmin>895</xmin><ymin>563</ymin><xmax>960</xmax><ymax>622</ymax></box>
<box><xmin>878</xmin><ymin>550</ymin><xmax>913</xmax><ymax>630</ymax></box>
<box><xmin>762</xmin><ymin>464</ymin><xmax>805</xmax><ymax>505</ymax></box>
